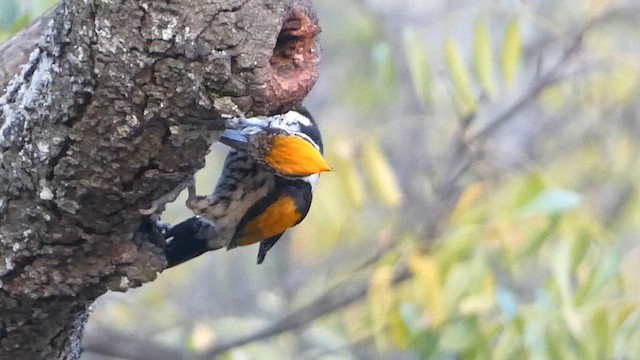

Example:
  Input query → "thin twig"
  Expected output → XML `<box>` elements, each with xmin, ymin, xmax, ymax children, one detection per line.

<box><xmin>203</xmin><ymin>269</ymin><xmax>411</xmax><ymax>358</ymax></box>
<box><xmin>82</xmin><ymin>327</ymin><xmax>190</xmax><ymax>360</ymax></box>
<box><xmin>471</xmin><ymin>5</ymin><xmax>635</xmax><ymax>141</ymax></box>
<box><xmin>472</xmin><ymin>30</ymin><xmax>584</xmax><ymax>141</ymax></box>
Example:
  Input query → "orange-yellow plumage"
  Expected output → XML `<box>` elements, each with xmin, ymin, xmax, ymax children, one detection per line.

<box><xmin>265</xmin><ymin>135</ymin><xmax>332</xmax><ymax>177</ymax></box>
<box><xmin>235</xmin><ymin>194</ymin><xmax>302</xmax><ymax>246</ymax></box>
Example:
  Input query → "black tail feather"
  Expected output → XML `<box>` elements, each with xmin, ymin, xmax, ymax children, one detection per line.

<box><xmin>164</xmin><ymin>217</ymin><xmax>216</xmax><ymax>268</ymax></box>
<box><xmin>257</xmin><ymin>233</ymin><xmax>284</xmax><ymax>264</ymax></box>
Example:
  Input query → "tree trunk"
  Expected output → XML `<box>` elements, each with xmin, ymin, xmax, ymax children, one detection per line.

<box><xmin>0</xmin><ymin>0</ymin><xmax>319</xmax><ymax>358</ymax></box>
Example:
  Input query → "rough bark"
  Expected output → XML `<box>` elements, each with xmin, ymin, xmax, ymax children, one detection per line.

<box><xmin>0</xmin><ymin>0</ymin><xmax>319</xmax><ymax>358</ymax></box>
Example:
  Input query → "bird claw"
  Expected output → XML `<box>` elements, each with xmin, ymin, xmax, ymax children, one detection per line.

<box><xmin>139</xmin><ymin>177</ymin><xmax>196</xmax><ymax>215</ymax></box>
<box><xmin>155</xmin><ymin>220</ymin><xmax>172</xmax><ymax>237</ymax></box>
<box><xmin>187</xmin><ymin>183</ymin><xmax>197</xmax><ymax>203</ymax></box>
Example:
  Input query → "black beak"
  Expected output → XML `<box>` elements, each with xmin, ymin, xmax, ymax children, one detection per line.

<box><xmin>219</xmin><ymin>129</ymin><xmax>249</xmax><ymax>151</ymax></box>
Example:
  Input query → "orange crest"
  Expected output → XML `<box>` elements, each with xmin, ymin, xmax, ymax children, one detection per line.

<box><xmin>265</xmin><ymin>135</ymin><xmax>332</xmax><ymax>177</ymax></box>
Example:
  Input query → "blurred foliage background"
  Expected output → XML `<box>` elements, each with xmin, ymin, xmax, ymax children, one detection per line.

<box><xmin>4</xmin><ymin>0</ymin><xmax>640</xmax><ymax>359</ymax></box>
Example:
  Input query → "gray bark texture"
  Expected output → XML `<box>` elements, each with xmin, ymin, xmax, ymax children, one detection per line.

<box><xmin>0</xmin><ymin>0</ymin><xmax>319</xmax><ymax>358</ymax></box>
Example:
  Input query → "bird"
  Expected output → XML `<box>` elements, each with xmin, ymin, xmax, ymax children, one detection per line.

<box><xmin>163</xmin><ymin>107</ymin><xmax>331</xmax><ymax>268</ymax></box>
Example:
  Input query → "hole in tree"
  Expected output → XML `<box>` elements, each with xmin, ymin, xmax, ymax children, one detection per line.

<box><xmin>269</xmin><ymin>9</ymin><xmax>318</xmax><ymax>79</ymax></box>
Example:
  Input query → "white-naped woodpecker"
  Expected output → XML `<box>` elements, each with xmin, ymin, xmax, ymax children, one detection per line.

<box><xmin>164</xmin><ymin>108</ymin><xmax>331</xmax><ymax>267</ymax></box>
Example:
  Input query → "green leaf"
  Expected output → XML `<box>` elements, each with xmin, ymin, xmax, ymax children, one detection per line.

<box><xmin>409</xmin><ymin>253</ymin><xmax>447</xmax><ymax>327</ymax></box>
<box><xmin>372</xmin><ymin>42</ymin><xmax>397</xmax><ymax>102</ymax></box>
<box><xmin>451</xmin><ymin>182</ymin><xmax>485</xmax><ymax>224</ymax></box>
<box><xmin>550</xmin><ymin>238</ymin><xmax>574</xmax><ymax>304</ymax></box>
<box><xmin>493</xmin><ymin>324</ymin><xmax>523</xmax><ymax>360</ymax></box>
<box><xmin>546</xmin><ymin>328</ymin><xmax>571</xmax><ymax>360</ymax></box>
<box><xmin>574</xmin><ymin>252</ymin><xmax>621</xmax><ymax>306</ymax></box>
<box><xmin>570</xmin><ymin>232</ymin><xmax>591</xmax><ymax>272</ymax></box>
<box><xmin>516</xmin><ymin>215</ymin><xmax>560</xmax><ymax>259</ymax></box>
<box><xmin>588</xmin><ymin>66</ymin><xmax>640</xmax><ymax>104</ymax></box>
<box><xmin>496</xmin><ymin>288</ymin><xmax>519</xmax><ymax>320</ymax></box>
<box><xmin>592</xmin><ymin>307</ymin><xmax>612</xmax><ymax>358</ymax></box>
<box><xmin>523</xmin><ymin>312</ymin><xmax>548</xmax><ymax>359</ymax></box>
<box><xmin>410</xmin><ymin>329</ymin><xmax>439</xmax><ymax>359</ymax></box>
<box><xmin>346</xmin><ymin>74</ymin><xmax>380</xmax><ymax>110</ymax></box>
<box><xmin>334</xmin><ymin>153</ymin><xmax>366</xmax><ymax>207</ymax></box>
<box><xmin>519</xmin><ymin>189</ymin><xmax>581</xmax><ymax>216</ymax></box>
<box><xmin>435</xmin><ymin>226</ymin><xmax>479</xmax><ymax>269</ymax></box>
<box><xmin>511</xmin><ymin>173</ymin><xmax>546</xmax><ymax>209</ymax></box>
<box><xmin>438</xmin><ymin>319</ymin><xmax>476</xmax><ymax>352</ymax></box>
<box><xmin>362</xmin><ymin>138</ymin><xmax>404</xmax><ymax>207</ymax></box>
<box><xmin>458</xmin><ymin>291</ymin><xmax>494</xmax><ymax>316</ymax></box>
<box><xmin>403</xmin><ymin>28</ymin><xmax>433</xmax><ymax>105</ymax></box>
<box><xmin>399</xmin><ymin>302</ymin><xmax>422</xmax><ymax>334</ymax></box>
<box><xmin>473</xmin><ymin>19</ymin><xmax>497</xmax><ymax>97</ymax></box>
<box><xmin>501</xmin><ymin>18</ymin><xmax>522</xmax><ymax>88</ymax></box>
<box><xmin>368</xmin><ymin>266</ymin><xmax>395</xmax><ymax>351</ymax></box>
<box><xmin>389</xmin><ymin>305</ymin><xmax>412</xmax><ymax>349</ymax></box>
<box><xmin>442</xmin><ymin>258</ymin><xmax>485</xmax><ymax>311</ymax></box>
<box><xmin>445</xmin><ymin>37</ymin><xmax>477</xmax><ymax>117</ymax></box>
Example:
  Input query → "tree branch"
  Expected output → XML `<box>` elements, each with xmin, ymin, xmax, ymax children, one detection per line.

<box><xmin>82</xmin><ymin>327</ymin><xmax>190</xmax><ymax>360</ymax></box>
<box><xmin>471</xmin><ymin>6</ymin><xmax>636</xmax><ymax>141</ymax></box>
<box><xmin>471</xmin><ymin>26</ymin><xmax>584</xmax><ymax>141</ymax></box>
<box><xmin>204</xmin><ymin>268</ymin><xmax>411</xmax><ymax>358</ymax></box>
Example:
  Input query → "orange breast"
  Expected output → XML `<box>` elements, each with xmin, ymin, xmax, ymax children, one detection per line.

<box><xmin>235</xmin><ymin>194</ymin><xmax>302</xmax><ymax>246</ymax></box>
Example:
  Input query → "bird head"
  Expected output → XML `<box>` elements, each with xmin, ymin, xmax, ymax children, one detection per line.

<box><xmin>219</xmin><ymin>109</ymin><xmax>332</xmax><ymax>178</ymax></box>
